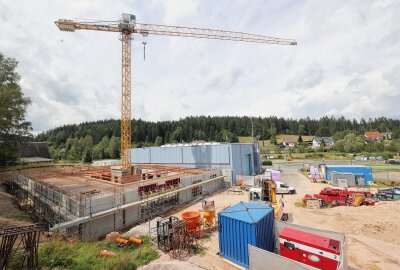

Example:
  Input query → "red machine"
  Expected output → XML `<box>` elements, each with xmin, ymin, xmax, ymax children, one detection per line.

<box><xmin>303</xmin><ymin>187</ymin><xmax>374</xmax><ymax>207</ymax></box>
<box><xmin>280</xmin><ymin>227</ymin><xmax>341</xmax><ymax>270</ymax></box>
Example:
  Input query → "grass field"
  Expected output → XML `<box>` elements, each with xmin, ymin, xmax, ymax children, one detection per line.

<box><xmin>0</xmin><ymin>161</ymin><xmax>77</xmax><ymax>173</ymax></box>
<box><xmin>31</xmin><ymin>236</ymin><xmax>159</xmax><ymax>270</ymax></box>
<box><xmin>373</xmin><ymin>180</ymin><xmax>400</xmax><ymax>187</ymax></box>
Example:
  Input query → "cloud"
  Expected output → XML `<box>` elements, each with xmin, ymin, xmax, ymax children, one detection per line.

<box><xmin>0</xmin><ymin>0</ymin><xmax>399</xmax><ymax>133</ymax></box>
<box><xmin>287</xmin><ymin>64</ymin><xmax>324</xmax><ymax>91</ymax></box>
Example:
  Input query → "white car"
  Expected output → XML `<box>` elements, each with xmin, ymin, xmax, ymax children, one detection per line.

<box><xmin>276</xmin><ymin>181</ymin><xmax>296</xmax><ymax>194</ymax></box>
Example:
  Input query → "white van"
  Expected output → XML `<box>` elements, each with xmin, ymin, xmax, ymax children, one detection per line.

<box><xmin>276</xmin><ymin>181</ymin><xmax>296</xmax><ymax>194</ymax></box>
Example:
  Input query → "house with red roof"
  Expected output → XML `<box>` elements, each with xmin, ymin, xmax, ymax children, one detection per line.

<box><xmin>364</xmin><ymin>131</ymin><xmax>383</xmax><ymax>142</ymax></box>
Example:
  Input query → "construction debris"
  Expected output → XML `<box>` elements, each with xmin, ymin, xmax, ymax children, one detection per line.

<box><xmin>228</xmin><ymin>186</ymin><xmax>244</xmax><ymax>195</ymax></box>
<box><xmin>105</xmin><ymin>231</ymin><xmax>120</xmax><ymax>242</ymax></box>
<box><xmin>306</xmin><ymin>199</ymin><xmax>321</xmax><ymax>209</ymax></box>
<box><xmin>99</xmin><ymin>250</ymin><xmax>116</xmax><ymax>257</ymax></box>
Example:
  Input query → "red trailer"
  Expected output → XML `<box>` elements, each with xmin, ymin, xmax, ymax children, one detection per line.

<box><xmin>280</xmin><ymin>227</ymin><xmax>341</xmax><ymax>270</ymax></box>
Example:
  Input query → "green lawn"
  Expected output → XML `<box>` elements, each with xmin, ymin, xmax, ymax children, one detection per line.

<box><xmin>32</xmin><ymin>236</ymin><xmax>159</xmax><ymax>270</ymax></box>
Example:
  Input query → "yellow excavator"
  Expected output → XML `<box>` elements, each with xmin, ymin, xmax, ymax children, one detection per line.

<box><xmin>249</xmin><ymin>178</ymin><xmax>288</xmax><ymax>221</ymax></box>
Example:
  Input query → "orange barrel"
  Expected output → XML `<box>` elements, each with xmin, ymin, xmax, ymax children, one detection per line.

<box><xmin>128</xmin><ymin>237</ymin><xmax>143</xmax><ymax>245</ymax></box>
<box><xmin>236</xmin><ymin>179</ymin><xmax>243</xmax><ymax>186</ymax></box>
<box><xmin>353</xmin><ymin>194</ymin><xmax>365</xmax><ymax>207</ymax></box>
<box><xmin>99</xmin><ymin>250</ymin><xmax>116</xmax><ymax>257</ymax></box>
<box><xmin>115</xmin><ymin>237</ymin><xmax>129</xmax><ymax>245</ymax></box>
<box><xmin>203</xmin><ymin>210</ymin><xmax>216</xmax><ymax>227</ymax></box>
<box><xmin>182</xmin><ymin>211</ymin><xmax>201</xmax><ymax>235</ymax></box>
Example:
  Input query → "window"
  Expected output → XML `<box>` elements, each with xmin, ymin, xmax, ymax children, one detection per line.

<box><xmin>192</xmin><ymin>186</ymin><xmax>203</xmax><ymax>197</ymax></box>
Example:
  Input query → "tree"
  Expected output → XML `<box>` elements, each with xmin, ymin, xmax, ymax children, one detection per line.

<box><xmin>316</xmin><ymin>126</ymin><xmax>331</xmax><ymax>137</ymax></box>
<box><xmin>342</xmin><ymin>133</ymin><xmax>364</xmax><ymax>153</ymax></box>
<box><xmin>0</xmin><ymin>53</ymin><xmax>32</xmax><ymax>164</ymax></box>
<box><xmin>93</xmin><ymin>136</ymin><xmax>110</xmax><ymax>160</ymax></box>
<box><xmin>154</xmin><ymin>136</ymin><xmax>163</xmax><ymax>146</ymax></box>
<box><xmin>82</xmin><ymin>135</ymin><xmax>94</xmax><ymax>162</ymax></box>
<box><xmin>107</xmin><ymin>136</ymin><xmax>120</xmax><ymax>159</ymax></box>
<box><xmin>171</xmin><ymin>126</ymin><xmax>183</xmax><ymax>142</ymax></box>
<box><xmin>386</xmin><ymin>139</ymin><xmax>400</xmax><ymax>152</ymax></box>
<box><xmin>392</xmin><ymin>129</ymin><xmax>400</xmax><ymax>140</ymax></box>
<box><xmin>298</xmin><ymin>135</ymin><xmax>303</xmax><ymax>143</ymax></box>
<box><xmin>298</xmin><ymin>124</ymin><xmax>306</xmax><ymax>135</ymax></box>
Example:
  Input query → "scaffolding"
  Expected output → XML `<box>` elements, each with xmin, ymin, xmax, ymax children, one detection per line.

<box><xmin>7</xmin><ymin>166</ymin><xmax>225</xmax><ymax>240</ymax></box>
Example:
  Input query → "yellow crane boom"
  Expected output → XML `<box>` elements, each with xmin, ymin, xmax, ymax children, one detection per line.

<box><xmin>55</xmin><ymin>14</ymin><xmax>297</xmax><ymax>171</ymax></box>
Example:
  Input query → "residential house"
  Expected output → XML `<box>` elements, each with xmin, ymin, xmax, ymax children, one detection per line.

<box><xmin>282</xmin><ymin>135</ymin><xmax>296</xmax><ymax>147</ymax></box>
<box><xmin>383</xmin><ymin>132</ymin><xmax>392</xmax><ymax>140</ymax></box>
<box><xmin>312</xmin><ymin>137</ymin><xmax>335</xmax><ymax>148</ymax></box>
<box><xmin>364</xmin><ymin>131</ymin><xmax>383</xmax><ymax>142</ymax></box>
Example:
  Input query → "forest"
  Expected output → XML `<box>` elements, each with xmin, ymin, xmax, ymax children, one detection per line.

<box><xmin>35</xmin><ymin>116</ymin><xmax>400</xmax><ymax>162</ymax></box>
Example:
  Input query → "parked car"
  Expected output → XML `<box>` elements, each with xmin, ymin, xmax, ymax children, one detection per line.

<box><xmin>385</xmin><ymin>159</ymin><xmax>400</xmax><ymax>164</ymax></box>
<box><xmin>276</xmin><ymin>181</ymin><xmax>296</xmax><ymax>194</ymax></box>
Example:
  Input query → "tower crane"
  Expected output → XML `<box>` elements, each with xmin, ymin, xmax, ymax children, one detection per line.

<box><xmin>55</xmin><ymin>13</ymin><xmax>297</xmax><ymax>173</ymax></box>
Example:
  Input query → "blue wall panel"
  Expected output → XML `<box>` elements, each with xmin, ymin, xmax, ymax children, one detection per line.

<box><xmin>325</xmin><ymin>165</ymin><xmax>373</xmax><ymax>183</ymax></box>
<box><xmin>182</xmin><ymin>145</ymin><xmax>230</xmax><ymax>164</ymax></box>
<box><xmin>131</xmin><ymin>143</ymin><xmax>260</xmax><ymax>183</ymax></box>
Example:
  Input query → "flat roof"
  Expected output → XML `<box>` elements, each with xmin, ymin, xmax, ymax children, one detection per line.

<box><xmin>20</xmin><ymin>157</ymin><xmax>52</xmax><ymax>163</ymax></box>
<box><xmin>325</xmin><ymin>165</ymin><xmax>370</xmax><ymax>168</ymax></box>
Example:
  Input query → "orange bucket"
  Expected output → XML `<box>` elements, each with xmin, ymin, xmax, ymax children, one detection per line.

<box><xmin>128</xmin><ymin>237</ymin><xmax>143</xmax><ymax>245</ymax></box>
<box><xmin>182</xmin><ymin>211</ymin><xmax>201</xmax><ymax>235</ymax></box>
<box><xmin>115</xmin><ymin>237</ymin><xmax>129</xmax><ymax>245</ymax></box>
<box><xmin>237</xmin><ymin>179</ymin><xmax>243</xmax><ymax>186</ymax></box>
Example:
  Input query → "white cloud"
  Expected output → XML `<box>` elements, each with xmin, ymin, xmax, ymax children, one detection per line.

<box><xmin>0</xmin><ymin>0</ymin><xmax>399</xmax><ymax>133</ymax></box>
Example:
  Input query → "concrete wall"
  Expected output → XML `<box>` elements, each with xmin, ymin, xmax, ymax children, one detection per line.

<box><xmin>80</xmin><ymin>174</ymin><xmax>225</xmax><ymax>240</ymax></box>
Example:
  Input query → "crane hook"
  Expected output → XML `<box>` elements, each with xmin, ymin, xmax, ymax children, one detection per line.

<box><xmin>142</xmin><ymin>41</ymin><xmax>147</xmax><ymax>61</ymax></box>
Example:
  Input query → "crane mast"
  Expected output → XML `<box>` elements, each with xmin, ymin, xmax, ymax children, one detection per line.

<box><xmin>120</xmin><ymin>30</ymin><xmax>132</xmax><ymax>168</ymax></box>
<box><xmin>55</xmin><ymin>13</ymin><xmax>297</xmax><ymax>173</ymax></box>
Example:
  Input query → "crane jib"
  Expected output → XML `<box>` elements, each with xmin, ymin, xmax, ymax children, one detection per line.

<box><xmin>55</xmin><ymin>14</ymin><xmax>297</xmax><ymax>172</ymax></box>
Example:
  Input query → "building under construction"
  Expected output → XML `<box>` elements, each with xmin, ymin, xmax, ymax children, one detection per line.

<box><xmin>9</xmin><ymin>165</ymin><xmax>226</xmax><ymax>240</ymax></box>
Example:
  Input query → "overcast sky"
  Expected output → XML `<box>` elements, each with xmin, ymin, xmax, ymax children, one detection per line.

<box><xmin>1</xmin><ymin>0</ymin><xmax>399</xmax><ymax>133</ymax></box>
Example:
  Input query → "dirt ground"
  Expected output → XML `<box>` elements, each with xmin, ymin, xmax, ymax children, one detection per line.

<box><xmin>138</xmin><ymin>168</ymin><xmax>400</xmax><ymax>270</ymax></box>
<box><xmin>0</xmin><ymin>172</ymin><xmax>33</xmax><ymax>230</ymax></box>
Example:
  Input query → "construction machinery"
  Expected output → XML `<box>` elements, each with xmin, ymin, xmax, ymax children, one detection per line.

<box><xmin>303</xmin><ymin>187</ymin><xmax>376</xmax><ymax>207</ymax></box>
<box><xmin>249</xmin><ymin>178</ymin><xmax>287</xmax><ymax>221</ymax></box>
<box><xmin>55</xmin><ymin>13</ymin><xmax>297</xmax><ymax>174</ymax></box>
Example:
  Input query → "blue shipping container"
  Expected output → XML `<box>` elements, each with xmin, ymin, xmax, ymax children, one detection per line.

<box><xmin>325</xmin><ymin>165</ymin><xmax>373</xmax><ymax>184</ymax></box>
<box><xmin>218</xmin><ymin>202</ymin><xmax>274</xmax><ymax>268</ymax></box>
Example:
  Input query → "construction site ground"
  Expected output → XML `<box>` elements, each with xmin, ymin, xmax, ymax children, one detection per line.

<box><xmin>139</xmin><ymin>168</ymin><xmax>400</xmax><ymax>270</ymax></box>
<box><xmin>0</xmin><ymin>173</ymin><xmax>33</xmax><ymax>229</ymax></box>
